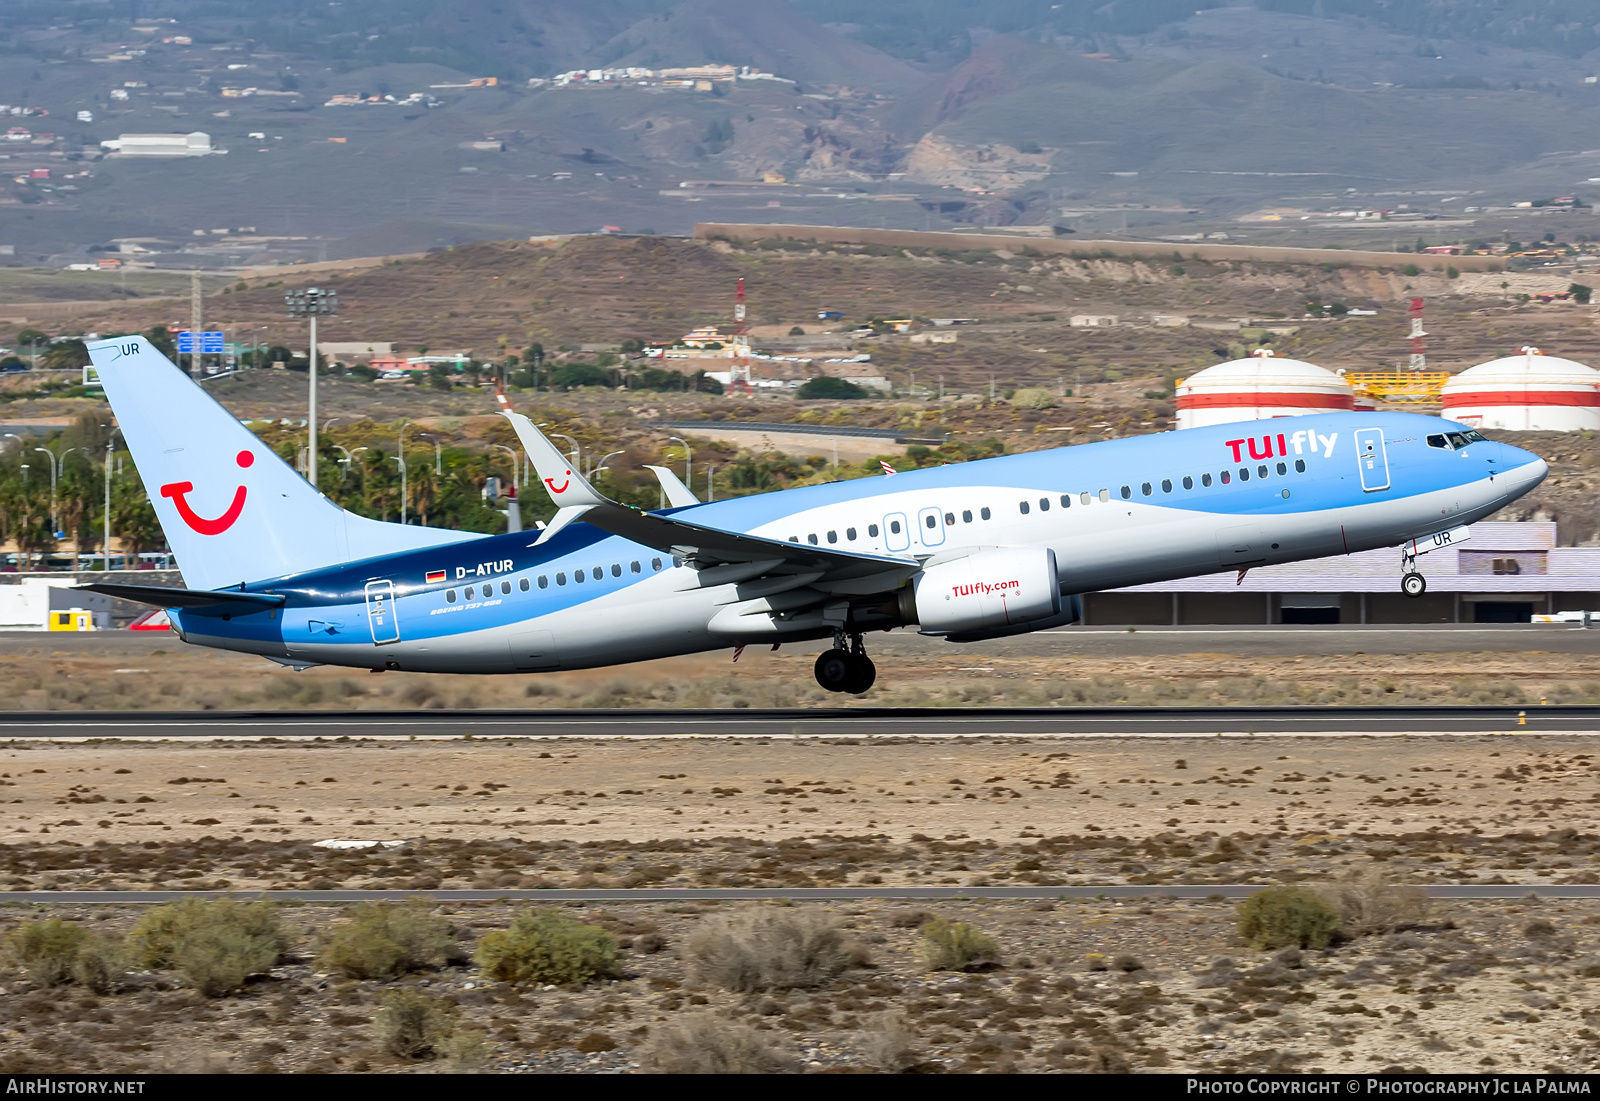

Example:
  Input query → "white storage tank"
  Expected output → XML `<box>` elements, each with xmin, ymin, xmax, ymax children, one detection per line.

<box><xmin>1175</xmin><ymin>350</ymin><xmax>1355</xmax><ymax>429</ymax></box>
<box><xmin>1441</xmin><ymin>347</ymin><xmax>1600</xmax><ymax>432</ymax></box>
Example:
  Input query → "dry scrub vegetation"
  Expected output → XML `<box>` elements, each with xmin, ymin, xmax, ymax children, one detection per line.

<box><xmin>3</xmin><ymin>893</ymin><xmax>1599</xmax><ymax>1074</ymax></box>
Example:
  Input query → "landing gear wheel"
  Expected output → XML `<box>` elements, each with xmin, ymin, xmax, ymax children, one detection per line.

<box><xmin>814</xmin><ymin>648</ymin><xmax>855</xmax><ymax>693</ymax></box>
<box><xmin>844</xmin><ymin>655</ymin><xmax>876</xmax><ymax>695</ymax></box>
<box><xmin>1401</xmin><ymin>572</ymin><xmax>1427</xmax><ymax>598</ymax></box>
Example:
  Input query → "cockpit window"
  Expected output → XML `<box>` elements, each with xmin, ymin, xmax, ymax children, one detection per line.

<box><xmin>1447</xmin><ymin>432</ymin><xmax>1471</xmax><ymax>449</ymax></box>
<box><xmin>1462</xmin><ymin>430</ymin><xmax>1487</xmax><ymax>443</ymax></box>
<box><xmin>1427</xmin><ymin>434</ymin><xmax>1449</xmax><ymax>449</ymax></box>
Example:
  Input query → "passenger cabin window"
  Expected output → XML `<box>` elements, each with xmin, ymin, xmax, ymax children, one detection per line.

<box><xmin>1141</xmin><ymin>482</ymin><xmax>1152</xmax><ymax>496</ymax></box>
<box><xmin>847</xmin><ymin>528</ymin><xmax>857</xmax><ymax>540</ymax></box>
<box><xmin>1161</xmin><ymin>479</ymin><xmax>1172</xmax><ymax>493</ymax></box>
<box><xmin>1220</xmin><ymin>471</ymin><xmax>1230</xmax><ymax>484</ymax></box>
<box><xmin>1019</xmin><ymin>501</ymin><xmax>1030</xmax><ymax>514</ymax></box>
<box><xmin>789</xmin><ymin>536</ymin><xmax>799</xmax><ymax>543</ymax></box>
<box><xmin>868</xmin><ymin>524</ymin><xmax>880</xmax><ymax>537</ymax></box>
<box><xmin>925</xmin><ymin>514</ymin><xmax>937</xmax><ymax>528</ymax></box>
<box><xmin>501</xmin><ymin>581</ymin><xmax>511</xmax><ymax>595</ymax></box>
<box><xmin>1119</xmin><ymin>485</ymin><xmax>1131</xmax><ymax>500</ymax></box>
<box><xmin>1276</xmin><ymin>462</ymin><xmax>1287</xmax><ymax>476</ymax></box>
<box><xmin>962</xmin><ymin>510</ymin><xmax>973</xmax><ymax>523</ymax></box>
<box><xmin>1080</xmin><ymin>491</ymin><xmax>1091</xmax><ymax>505</ymax></box>
<box><xmin>465</xmin><ymin>585</ymin><xmax>475</xmax><ymax>599</ymax></box>
<box><xmin>593</xmin><ymin>567</ymin><xmax>602</xmax><ymax>581</ymax></box>
<box><xmin>538</xmin><ymin>576</ymin><xmax>548</xmax><ymax>589</ymax></box>
<box><xmin>1182</xmin><ymin>476</ymin><xmax>1193</xmax><ymax>490</ymax></box>
<box><xmin>574</xmin><ymin>571</ymin><xmax>584</xmax><ymax>584</ymax></box>
<box><xmin>446</xmin><ymin>589</ymin><xmax>456</xmax><ymax>603</ymax></box>
<box><xmin>890</xmin><ymin>520</ymin><xmax>901</xmax><ymax>534</ymax></box>
<box><xmin>611</xmin><ymin>564</ymin><xmax>621</xmax><ymax>577</ymax></box>
<box><xmin>1200</xmin><ymin>474</ymin><xmax>1211</xmax><ymax>487</ymax></box>
<box><xmin>1059</xmin><ymin>495</ymin><xmax>1071</xmax><ymax>508</ymax></box>
<box><xmin>557</xmin><ymin>573</ymin><xmax>566</xmax><ymax>585</ymax></box>
<box><xmin>519</xmin><ymin>578</ymin><xmax>529</xmax><ymax>592</ymax></box>
<box><xmin>1098</xmin><ymin>489</ymin><xmax>1110</xmax><ymax>502</ymax></box>
<box><xmin>944</xmin><ymin>512</ymin><xmax>955</xmax><ymax>525</ymax></box>
<box><xmin>652</xmin><ymin>558</ymin><xmax>663</xmax><ymax>570</ymax></box>
<box><xmin>980</xmin><ymin>508</ymin><xmax>992</xmax><ymax>520</ymax></box>
<box><xmin>827</xmin><ymin>530</ymin><xmax>838</xmax><ymax>543</ymax></box>
<box><xmin>808</xmin><ymin>533</ymin><xmax>818</xmax><ymax>545</ymax></box>
<box><xmin>1239</xmin><ymin>468</ymin><xmax>1250</xmax><ymax>481</ymax></box>
<box><xmin>1258</xmin><ymin>465</ymin><xmax>1268</xmax><ymax>479</ymax></box>
<box><xmin>1039</xmin><ymin>498</ymin><xmax>1050</xmax><ymax>511</ymax></box>
<box><xmin>631</xmin><ymin>561</ymin><xmax>641</xmax><ymax>573</ymax></box>
<box><xmin>1294</xmin><ymin>459</ymin><xmax>1306</xmax><ymax>473</ymax></box>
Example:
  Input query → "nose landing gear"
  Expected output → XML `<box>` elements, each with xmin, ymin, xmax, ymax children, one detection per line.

<box><xmin>1401</xmin><ymin>544</ymin><xmax>1427</xmax><ymax>598</ymax></box>
<box><xmin>814</xmin><ymin>630</ymin><xmax>876</xmax><ymax>694</ymax></box>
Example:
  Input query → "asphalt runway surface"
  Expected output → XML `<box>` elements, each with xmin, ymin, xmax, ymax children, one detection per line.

<box><xmin>7</xmin><ymin>885</ymin><xmax>1597</xmax><ymax>905</ymax></box>
<box><xmin>0</xmin><ymin>704</ymin><xmax>1593</xmax><ymax>739</ymax></box>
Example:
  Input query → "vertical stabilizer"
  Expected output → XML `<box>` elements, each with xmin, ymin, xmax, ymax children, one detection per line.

<box><xmin>87</xmin><ymin>336</ymin><xmax>484</xmax><ymax>590</ymax></box>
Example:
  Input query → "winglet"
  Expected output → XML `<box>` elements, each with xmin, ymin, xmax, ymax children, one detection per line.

<box><xmin>499</xmin><ymin>412</ymin><xmax>609</xmax><ymax>509</ymax></box>
<box><xmin>643</xmin><ymin>465</ymin><xmax>701</xmax><ymax>508</ymax></box>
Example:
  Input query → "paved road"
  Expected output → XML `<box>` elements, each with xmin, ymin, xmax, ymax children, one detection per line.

<box><xmin>0</xmin><ymin>705</ymin><xmax>1590</xmax><ymax>739</ymax></box>
<box><xmin>5</xmin><ymin>885</ymin><xmax>1593</xmax><ymax>905</ymax></box>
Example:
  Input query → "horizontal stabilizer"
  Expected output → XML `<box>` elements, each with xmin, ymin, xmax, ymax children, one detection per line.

<box><xmin>75</xmin><ymin>582</ymin><xmax>286</xmax><ymax>610</ymax></box>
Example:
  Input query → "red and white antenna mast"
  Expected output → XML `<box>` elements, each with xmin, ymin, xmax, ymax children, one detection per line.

<box><xmin>729</xmin><ymin>276</ymin><xmax>752</xmax><ymax>395</ymax></box>
<box><xmin>1408</xmin><ymin>297</ymin><xmax>1426</xmax><ymax>372</ymax></box>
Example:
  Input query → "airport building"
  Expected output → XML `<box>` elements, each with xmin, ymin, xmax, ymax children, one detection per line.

<box><xmin>1174</xmin><ymin>351</ymin><xmax>1356</xmax><ymax>429</ymax></box>
<box><xmin>1085</xmin><ymin>521</ymin><xmax>1597</xmax><ymax>624</ymax></box>
<box><xmin>1440</xmin><ymin>348</ymin><xmax>1600</xmax><ymax>432</ymax></box>
<box><xmin>99</xmin><ymin>131</ymin><xmax>216</xmax><ymax>157</ymax></box>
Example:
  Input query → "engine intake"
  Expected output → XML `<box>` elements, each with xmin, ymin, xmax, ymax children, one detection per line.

<box><xmin>905</xmin><ymin>547</ymin><xmax>1061</xmax><ymax>636</ymax></box>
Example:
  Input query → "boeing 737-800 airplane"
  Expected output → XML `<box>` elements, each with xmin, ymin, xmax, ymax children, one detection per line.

<box><xmin>80</xmin><ymin>335</ymin><xmax>1547</xmax><ymax>693</ymax></box>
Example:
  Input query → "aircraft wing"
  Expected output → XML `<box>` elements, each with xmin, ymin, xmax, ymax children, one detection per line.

<box><xmin>501</xmin><ymin>412</ymin><xmax>917</xmax><ymax>586</ymax></box>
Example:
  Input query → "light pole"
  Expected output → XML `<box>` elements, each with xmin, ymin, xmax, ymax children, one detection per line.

<box><xmin>395</xmin><ymin>422</ymin><xmax>411</xmax><ymax>524</ymax></box>
<box><xmin>591</xmin><ymin>449</ymin><xmax>624</xmax><ymax>481</ymax></box>
<box><xmin>391</xmin><ymin>456</ymin><xmax>407</xmax><ymax>524</ymax></box>
<box><xmin>332</xmin><ymin>444</ymin><xmax>356</xmax><ymax>481</ymax></box>
<box><xmin>33</xmin><ymin>445</ymin><xmax>75</xmax><ymax>535</ymax></box>
<box><xmin>548</xmin><ymin>432</ymin><xmax>581</xmax><ymax>468</ymax></box>
<box><xmin>668</xmin><ymin>435</ymin><xmax>691</xmax><ymax>490</ymax></box>
<box><xmin>285</xmin><ymin>286</ymin><xmax>338</xmax><ymax>488</ymax></box>
<box><xmin>491</xmin><ymin>444</ymin><xmax>520</xmax><ymax>490</ymax></box>
<box><xmin>706</xmin><ymin>464</ymin><xmax>716</xmax><ymax>502</ymax></box>
<box><xmin>103</xmin><ymin>428</ymin><xmax>120</xmax><ymax>570</ymax></box>
<box><xmin>434</xmin><ymin>441</ymin><xmax>442</xmax><ymax>476</ymax></box>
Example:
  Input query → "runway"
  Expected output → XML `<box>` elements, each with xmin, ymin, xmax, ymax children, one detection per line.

<box><xmin>6</xmin><ymin>884</ymin><xmax>1597</xmax><ymax>905</ymax></box>
<box><xmin>0</xmin><ymin>704</ymin><xmax>1593</xmax><ymax>739</ymax></box>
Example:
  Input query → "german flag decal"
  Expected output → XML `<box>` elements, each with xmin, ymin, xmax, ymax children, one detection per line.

<box><xmin>425</xmin><ymin>569</ymin><xmax>446</xmax><ymax>584</ymax></box>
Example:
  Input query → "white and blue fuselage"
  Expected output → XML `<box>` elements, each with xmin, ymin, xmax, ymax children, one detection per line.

<box><xmin>164</xmin><ymin>412</ymin><xmax>1544</xmax><ymax>675</ymax></box>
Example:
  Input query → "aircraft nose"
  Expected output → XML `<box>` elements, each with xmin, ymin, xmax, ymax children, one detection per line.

<box><xmin>1498</xmin><ymin>443</ymin><xmax>1548</xmax><ymax>493</ymax></box>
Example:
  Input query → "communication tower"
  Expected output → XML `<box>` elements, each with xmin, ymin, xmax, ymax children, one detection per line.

<box><xmin>728</xmin><ymin>276</ymin><xmax>752</xmax><ymax>395</ymax></box>
<box><xmin>1408</xmin><ymin>297</ymin><xmax>1426</xmax><ymax>371</ymax></box>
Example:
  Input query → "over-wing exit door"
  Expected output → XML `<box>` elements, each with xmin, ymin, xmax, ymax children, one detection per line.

<box><xmin>365</xmin><ymin>580</ymin><xmax>401</xmax><ymax>644</ymax></box>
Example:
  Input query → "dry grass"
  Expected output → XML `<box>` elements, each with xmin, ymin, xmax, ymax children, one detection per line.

<box><xmin>640</xmin><ymin>1013</ymin><xmax>799</xmax><ymax>1075</ymax></box>
<box><xmin>682</xmin><ymin>908</ymin><xmax>863</xmax><ymax>992</ymax></box>
<box><xmin>318</xmin><ymin>902</ymin><xmax>463</xmax><ymax>980</ymax></box>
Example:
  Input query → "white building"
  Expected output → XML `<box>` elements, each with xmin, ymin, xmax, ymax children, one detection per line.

<box><xmin>100</xmin><ymin>131</ymin><xmax>217</xmax><ymax>157</ymax></box>
<box><xmin>1441</xmin><ymin>348</ymin><xmax>1600</xmax><ymax>432</ymax></box>
<box><xmin>1070</xmin><ymin>314</ymin><xmax>1118</xmax><ymax>328</ymax></box>
<box><xmin>0</xmin><ymin>578</ymin><xmax>112</xmax><ymax>631</ymax></box>
<box><xmin>1175</xmin><ymin>350</ymin><xmax>1355</xmax><ymax>430</ymax></box>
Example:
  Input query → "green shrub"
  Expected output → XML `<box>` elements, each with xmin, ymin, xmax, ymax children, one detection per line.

<box><xmin>7</xmin><ymin>919</ymin><xmax>90</xmax><ymax>986</ymax></box>
<box><xmin>374</xmin><ymin>988</ymin><xmax>458</xmax><ymax>1059</ymax></box>
<box><xmin>641</xmin><ymin>1012</ymin><xmax>798</xmax><ymax>1074</ymax></box>
<box><xmin>1010</xmin><ymin>387</ymin><xmax>1057</xmax><ymax>409</ymax></box>
<box><xmin>796</xmin><ymin>376</ymin><xmax>866</xmax><ymax>400</ymax></box>
<box><xmin>475</xmin><ymin>910</ymin><xmax>619</xmax><ymax>985</ymax></box>
<box><xmin>319</xmin><ymin>902</ymin><xmax>461</xmax><ymax>980</ymax></box>
<box><xmin>920</xmin><ymin>917</ymin><xmax>1001</xmax><ymax>971</ymax></box>
<box><xmin>128</xmin><ymin>898</ymin><xmax>287</xmax><ymax>996</ymax></box>
<box><xmin>1237</xmin><ymin>886</ymin><xmax>1342</xmax><ymax>950</ymax></box>
<box><xmin>683</xmin><ymin>908</ymin><xmax>862</xmax><ymax>992</ymax></box>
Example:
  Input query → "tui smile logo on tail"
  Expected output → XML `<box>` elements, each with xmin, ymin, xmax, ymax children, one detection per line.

<box><xmin>544</xmin><ymin>469</ymin><xmax>572</xmax><ymax>495</ymax></box>
<box><xmin>160</xmin><ymin>451</ymin><xmax>254</xmax><ymax>535</ymax></box>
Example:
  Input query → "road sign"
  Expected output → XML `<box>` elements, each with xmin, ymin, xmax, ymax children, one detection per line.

<box><xmin>175</xmin><ymin>331</ymin><xmax>194</xmax><ymax>353</ymax></box>
<box><xmin>200</xmin><ymin>331</ymin><xmax>225</xmax><ymax>354</ymax></box>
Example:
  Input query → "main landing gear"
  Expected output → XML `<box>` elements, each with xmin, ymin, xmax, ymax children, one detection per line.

<box><xmin>1400</xmin><ymin>544</ymin><xmax>1427</xmax><ymax>598</ymax></box>
<box><xmin>815</xmin><ymin>630</ymin><xmax>876</xmax><ymax>694</ymax></box>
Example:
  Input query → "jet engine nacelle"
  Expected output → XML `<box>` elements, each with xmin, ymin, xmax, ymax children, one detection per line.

<box><xmin>905</xmin><ymin>547</ymin><xmax>1061</xmax><ymax>636</ymax></box>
